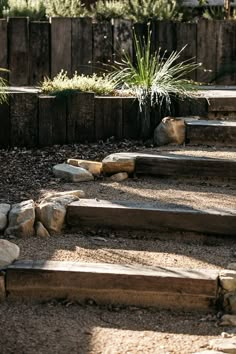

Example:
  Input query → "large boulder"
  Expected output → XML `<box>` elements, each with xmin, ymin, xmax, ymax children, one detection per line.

<box><xmin>102</xmin><ymin>153</ymin><xmax>136</xmax><ymax>174</ymax></box>
<box><xmin>67</xmin><ymin>159</ymin><xmax>102</xmax><ymax>176</ymax></box>
<box><xmin>53</xmin><ymin>163</ymin><xmax>94</xmax><ymax>182</ymax></box>
<box><xmin>5</xmin><ymin>200</ymin><xmax>35</xmax><ymax>237</ymax></box>
<box><xmin>0</xmin><ymin>239</ymin><xmax>20</xmax><ymax>269</ymax></box>
<box><xmin>153</xmin><ymin>117</ymin><xmax>186</xmax><ymax>146</ymax></box>
<box><xmin>0</xmin><ymin>204</ymin><xmax>11</xmax><ymax>232</ymax></box>
<box><xmin>36</xmin><ymin>194</ymin><xmax>80</xmax><ymax>234</ymax></box>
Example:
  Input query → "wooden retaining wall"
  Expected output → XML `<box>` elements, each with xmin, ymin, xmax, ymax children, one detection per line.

<box><xmin>0</xmin><ymin>90</ymin><xmax>209</xmax><ymax>148</ymax></box>
<box><xmin>0</xmin><ymin>18</ymin><xmax>236</xmax><ymax>85</ymax></box>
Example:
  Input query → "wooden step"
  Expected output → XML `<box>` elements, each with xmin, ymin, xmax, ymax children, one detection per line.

<box><xmin>67</xmin><ymin>199</ymin><xmax>236</xmax><ymax>236</ymax></box>
<box><xmin>135</xmin><ymin>153</ymin><xmax>236</xmax><ymax>180</ymax></box>
<box><xmin>185</xmin><ymin>119</ymin><xmax>236</xmax><ymax>146</ymax></box>
<box><xmin>6</xmin><ymin>260</ymin><xmax>219</xmax><ymax>312</ymax></box>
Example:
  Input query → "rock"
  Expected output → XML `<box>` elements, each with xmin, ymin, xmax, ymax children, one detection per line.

<box><xmin>220</xmin><ymin>270</ymin><xmax>236</xmax><ymax>292</ymax></box>
<box><xmin>220</xmin><ymin>315</ymin><xmax>236</xmax><ymax>327</ymax></box>
<box><xmin>53</xmin><ymin>163</ymin><xmax>94</xmax><ymax>182</ymax></box>
<box><xmin>110</xmin><ymin>172</ymin><xmax>129</xmax><ymax>182</ymax></box>
<box><xmin>0</xmin><ymin>239</ymin><xmax>20</xmax><ymax>268</ymax></box>
<box><xmin>228</xmin><ymin>264</ymin><xmax>236</xmax><ymax>271</ymax></box>
<box><xmin>0</xmin><ymin>203</ymin><xmax>11</xmax><ymax>232</ymax></box>
<box><xmin>5</xmin><ymin>200</ymin><xmax>35</xmax><ymax>237</ymax></box>
<box><xmin>36</xmin><ymin>195</ymin><xmax>79</xmax><ymax>234</ymax></box>
<box><xmin>35</xmin><ymin>221</ymin><xmax>50</xmax><ymax>237</ymax></box>
<box><xmin>67</xmin><ymin>159</ymin><xmax>102</xmax><ymax>176</ymax></box>
<box><xmin>102</xmin><ymin>153</ymin><xmax>136</xmax><ymax>174</ymax></box>
<box><xmin>41</xmin><ymin>190</ymin><xmax>85</xmax><ymax>202</ymax></box>
<box><xmin>225</xmin><ymin>293</ymin><xmax>236</xmax><ymax>314</ymax></box>
<box><xmin>209</xmin><ymin>337</ymin><xmax>236</xmax><ymax>353</ymax></box>
<box><xmin>153</xmin><ymin>117</ymin><xmax>186</xmax><ymax>146</ymax></box>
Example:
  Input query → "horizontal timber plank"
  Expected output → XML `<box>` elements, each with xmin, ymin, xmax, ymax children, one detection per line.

<box><xmin>186</xmin><ymin>119</ymin><xmax>236</xmax><ymax>146</ymax></box>
<box><xmin>135</xmin><ymin>153</ymin><xmax>236</xmax><ymax>180</ymax></box>
<box><xmin>6</xmin><ymin>260</ymin><xmax>218</xmax><ymax>311</ymax></box>
<box><xmin>67</xmin><ymin>199</ymin><xmax>236</xmax><ymax>236</ymax></box>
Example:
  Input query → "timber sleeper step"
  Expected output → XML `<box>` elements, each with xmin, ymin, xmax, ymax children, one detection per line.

<box><xmin>185</xmin><ymin>119</ymin><xmax>236</xmax><ymax>146</ymax></box>
<box><xmin>6</xmin><ymin>260</ymin><xmax>219</xmax><ymax>312</ymax></box>
<box><xmin>67</xmin><ymin>199</ymin><xmax>236</xmax><ymax>236</ymax></box>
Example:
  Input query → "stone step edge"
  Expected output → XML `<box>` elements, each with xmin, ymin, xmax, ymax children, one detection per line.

<box><xmin>4</xmin><ymin>260</ymin><xmax>220</xmax><ymax>312</ymax></box>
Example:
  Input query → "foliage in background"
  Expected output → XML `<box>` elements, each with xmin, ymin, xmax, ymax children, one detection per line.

<box><xmin>125</xmin><ymin>0</ymin><xmax>183</xmax><ymax>22</ymax></box>
<box><xmin>89</xmin><ymin>0</ymin><xmax>126</xmax><ymax>21</ymax></box>
<box><xmin>202</xmin><ymin>5</ymin><xmax>226</xmax><ymax>19</ymax></box>
<box><xmin>41</xmin><ymin>71</ymin><xmax>117</xmax><ymax>96</ymax></box>
<box><xmin>46</xmin><ymin>0</ymin><xmax>87</xmax><ymax>17</ymax></box>
<box><xmin>0</xmin><ymin>0</ymin><xmax>8</xmax><ymax>17</ymax></box>
<box><xmin>3</xmin><ymin>0</ymin><xmax>46</xmax><ymax>20</ymax></box>
<box><xmin>0</xmin><ymin>68</ymin><xmax>8</xmax><ymax>105</ymax></box>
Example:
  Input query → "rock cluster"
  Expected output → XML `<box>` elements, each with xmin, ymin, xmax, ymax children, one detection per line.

<box><xmin>219</xmin><ymin>269</ymin><xmax>236</xmax><ymax>316</ymax></box>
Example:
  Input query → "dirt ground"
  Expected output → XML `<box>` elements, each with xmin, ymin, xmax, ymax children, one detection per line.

<box><xmin>0</xmin><ymin>300</ymin><xmax>233</xmax><ymax>354</ymax></box>
<box><xmin>0</xmin><ymin>142</ymin><xmax>236</xmax><ymax>354</ymax></box>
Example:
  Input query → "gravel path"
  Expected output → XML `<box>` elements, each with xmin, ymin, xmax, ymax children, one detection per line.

<box><xmin>0</xmin><ymin>301</ymin><xmax>231</xmax><ymax>354</ymax></box>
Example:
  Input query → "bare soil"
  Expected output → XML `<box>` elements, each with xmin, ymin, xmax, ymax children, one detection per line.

<box><xmin>1</xmin><ymin>142</ymin><xmax>236</xmax><ymax>354</ymax></box>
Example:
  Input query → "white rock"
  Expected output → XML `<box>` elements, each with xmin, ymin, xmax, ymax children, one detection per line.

<box><xmin>0</xmin><ymin>239</ymin><xmax>20</xmax><ymax>268</ymax></box>
<box><xmin>36</xmin><ymin>195</ymin><xmax>79</xmax><ymax>234</ymax></box>
<box><xmin>67</xmin><ymin>159</ymin><xmax>102</xmax><ymax>176</ymax></box>
<box><xmin>209</xmin><ymin>337</ymin><xmax>236</xmax><ymax>353</ymax></box>
<box><xmin>153</xmin><ymin>117</ymin><xmax>186</xmax><ymax>146</ymax></box>
<box><xmin>53</xmin><ymin>163</ymin><xmax>94</xmax><ymax>182</ymax></box>
<box><xmin>5</xmin><ymin>200</ymin><xmax>35</xmax><ymax>237</ymax></box>
<box><xmin>0</xmin><ymin>204</ymin><xmax>11</xmax><ymax>231</ymax></box>
<box><xmin>102</xmin><ymin>152</ymin><xmax>136</xmax><ymax>174</ymax></box>
<box><xmin>110</xmin><ymin>172</ymin><xmax>129</xmax><ymax>182</ymax></box>
<box><xmin>220</xmin><ymin>315</ymin><xmax>236</xmax><ymax>327</ymax></box>
<box><xmin>220</xmin><ymin>270</ymin><xmax>236</xmax><ymax>292</ymax></box>
<box><xmin>41</xmin><ymin>190</ymin><xmax>85</xmax><ymax>202</ymax></box>
<box><xmin>35</xmin><ymin>221</ymin><xmax>50</xmax><ymax>237</ymax></box>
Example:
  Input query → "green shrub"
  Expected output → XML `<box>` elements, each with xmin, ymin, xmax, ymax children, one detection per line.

<box><xmin>202</xmin><ymin>6</ymin><xmax>225</xmax><ymax>20</ymax></box>
<box><xmin>0</xmin><ymin>0</ymin><xmax>8</xmax><ymax>17</ymax></box>
<box><xmin>3</xmin><ymin>0</ymin><xmax>46</xmax><ymax>19</ymax></box>
<box><xmin>125</xmin><ymin>0</ymin><xmax>182</xmax><ymax>23</ymax></box>
<box><xmin>89</xmin><ymin>0</ymin><xmax>127</xmax><ymax>21</ymax></box>
<box><xmin>46</xmin><ymin>0</ymin><xmax>86</xmax><ymax>17</ymax></box>
<box><xmin>41</xmin><ymin>71</ymin><xmax>117</xmax><ymax>96</ymax></box>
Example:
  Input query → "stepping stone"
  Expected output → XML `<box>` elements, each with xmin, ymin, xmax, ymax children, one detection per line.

<box><xmin>6</xmin><ymin>260</ymin><xmax>218</xmax><ymax>312</ymax></box>
<box><xmin>185</xmin><ymin>119</ymin><xmax>236</xmax><ymax>146</ymax></box>
<box><xmin>53</xmin><ymin>163</ymin><xmax>94</xmax><ymax>182</ymax></box>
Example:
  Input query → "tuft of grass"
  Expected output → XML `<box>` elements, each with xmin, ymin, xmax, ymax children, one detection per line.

<box><xmin>89</xmin><ymin>0</ymin><xmax>127</xmax><ymax>21</ymax></box>
<box><xmin>41</xmin><ymin>71</ymin><xmax>117</xmax><ymax>96</ymax></box>
<box><xmin>3</xmin><ymin>0</ymin><xmax>46</xmax><ymax>20</ymax></box>
<box><xmin>109</xmin><ymin>30</ymin><xmax>200</xmax><ymax>112</ymax></box>
<box><xmin>0</xmin><ymin>68</ymin><xmax>8</xmax><ymax>105</ymax></box>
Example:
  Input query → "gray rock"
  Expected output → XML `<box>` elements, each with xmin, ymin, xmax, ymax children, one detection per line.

<box><xmin>35</xmin><ymin>221</ymin><xmax>50</xmax><ymax>237</ymax></box>
<box><xmin>36</xmin><ymin>195</ymin><xmax>80</xmax><ymax>234</ymax></box>
<box><xmin>0</xmin><ymin>239</ymin><xmax>20</xmax><ymax>268</ymax></box>
<box><xmin>110</xmin><ymin>172</ymin><xmax>129</xmax><ymax>182</ymax></box>
<box><xmin>53</xmin><ymin>163</ymin><xmax>94</xmax><ymax>182</ymax></box>
<box><xmin>209</xmin><ymin>337</ymin><xmax>236</xmax><ymax>353</ymax></box>
<box><xmin>153</xmin><ymin>117</ymin><xmax>186</xmax><ymax>146</ymax></box>
<box><xmin>5</xmin><ymin>200</ymin><xmax>35</xmax><ymax>237</ymax></box>
<box><xmin>220</xmin><ymin>315</ymin><xmax>236</xmax><ymax>327</ymax></box>
<box><xmin>0</xmin><ymin>203</ymin><xmax>11</xmax><ymax>232</ymax></box>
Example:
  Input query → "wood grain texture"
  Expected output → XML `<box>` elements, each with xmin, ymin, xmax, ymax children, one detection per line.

<box><xmin>67</xmin><ymin>199</ymin><xmax>236</xmax><ymax>236</ymax></box>
<box><xmin>38</xmin><ymin>95</ymin><xmax>67</xmax><ymax>146</ymax></box>
<box><xmin>29</xmin><ymin>21</ymin><xmax>50</xmax><ymax>85</ymax></box>
<box><xmin>113</xmin><ymin>19</ymin><xmax>133</xmax><ymax>63</ymax></box>
<box><xmin>8</xmin><ymin>18</ymin><xmax>29</xmax><ymax>85</ymax></box>
<box><xmin>92</xmin><ymin>21</ymin><xmax>112</xmax><ymax>73</ymax></box>
<box><xmin>10</xmin><ymin>93</ymin><xmax>38</xmax><ymax>147</ymax></box>
<box><xmin>67</xmin><ymin>92</ymin><xmax>95</xmax><ymax>143</ymax></box>
<box><xmin>136</xmin><ymin>154</ymin><xmax>236</xmax><ymax>180</ymax></box>
<box><xmin>122</xmin><ymin>97</ymin><xmax>140</xmax><ymax>139</ymax></box>
<box><xmin>186</xmin><ymin>119</ymin><xmax>236</xmax><ymax>146</ymax></box>
<box><xmin>0</xmin><ymin>19</ymin><xmax>8</xmax><ymax>80</ymax></box>
<box><xmin>72</xmin><ymin>17</ymin><xmax>92</xmax><ymax>75</ymax></box>
<box><xmin>6</xmin><ymin>260</ymin><xmax>218</xmax><ymax>310</ymax></box>
<box><xmin>208</xmin><ymin>97</ymin><xmax>236</xmax><ymax>112</ymax></box>
<box><xmin>51</xmin><ymin>18</ymin><xmax>72</xmax><ymax>77</ymax></box>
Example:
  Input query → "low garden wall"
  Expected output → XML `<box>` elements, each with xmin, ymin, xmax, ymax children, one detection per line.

<box><xmin>0</xmin><ymin>91</ymin><xmax>208</xmax><ymax>148</ymax></box>
<box><xmin>0</xmin><ymin>18</ymin><xmax>236</xmax><ymax>86</ymax></box>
